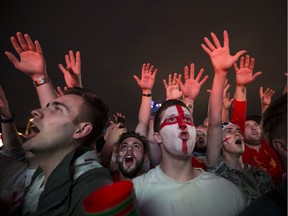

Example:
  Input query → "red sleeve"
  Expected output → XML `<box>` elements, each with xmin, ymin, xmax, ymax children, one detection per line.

<box><xmin>231</xmin><ymin>100</ymin><xmax>246</xmax><ymax>136</ymax></box>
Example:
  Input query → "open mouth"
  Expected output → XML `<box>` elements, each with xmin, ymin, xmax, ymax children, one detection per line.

<box><xmin>197</xmin><ymin>139</ymin><xmax>205</xmax><ymax>147</ymax></box>
<box><xmin>179</xmin><ymin>131</ymin><xmax>190</xmax><ymax>141</ymax></box>
<box><xmin>124</xmin><ymin>154</ymin><xmax>135</xmax><ymax>168</ymax></box>
<box><xmin>235</xmin><ymin>139</ymin><xmax>243</xmax><ymax>145</ymax></box>
<box><xmin>24</xmin><ymin>123</ymin><xmax>40</xmax><ymax>139</ymax></box>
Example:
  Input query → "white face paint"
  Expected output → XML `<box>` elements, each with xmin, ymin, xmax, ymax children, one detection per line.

<box><xmin>159</xmin><ymin>105</ymin><xmax>196</xmax><ymax>156</ymax></box>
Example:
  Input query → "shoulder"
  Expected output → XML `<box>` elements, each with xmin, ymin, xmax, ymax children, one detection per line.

<box><xmin>69</xmin><ymin>167</ymin><xmax>113</xmax><ymax>215</ymax></box>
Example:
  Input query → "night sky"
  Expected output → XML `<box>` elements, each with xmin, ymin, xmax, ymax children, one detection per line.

<box><xmin>0</xmin><ymin>0</ymin><xmax>286</xmax><ymax>132</ymax></box>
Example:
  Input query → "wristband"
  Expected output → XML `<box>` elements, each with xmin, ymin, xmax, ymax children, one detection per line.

<box><xmin>142</xmin><ymin>93</ymin><xmax>152</xmax><ymax>97</ymax></box>
<box><xmin>33</xmin><ymin>77</ymin><xmax>51</xmax><ymax>87</ymax></box>
<box><xmin>0</xmin><ymin>114</ymin><xmax>15</xmax><ymax>123</ymax></box>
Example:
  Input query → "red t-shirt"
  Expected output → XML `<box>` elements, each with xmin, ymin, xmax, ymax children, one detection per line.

<box><xmin>231</xmin><ymin>99</ymin><xmax>285</xmax><ymax>185</ymax></box>
<box><xmin>242</xmin><ymin>140</ymin><xmax>285</xmax><ymax>185</ymax></box>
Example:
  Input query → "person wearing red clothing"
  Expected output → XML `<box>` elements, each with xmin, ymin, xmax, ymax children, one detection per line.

<box><xmin>242</xmin><ymin>116</ymin><xmax>285</xmax><ymax>185</ymax></box>
<box><xmin>230</xmin><ymin>55</ymin><xmax>284</xmax><ymax>185</ymax></box>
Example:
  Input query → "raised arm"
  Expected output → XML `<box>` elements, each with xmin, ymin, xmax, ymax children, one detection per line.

<box><xmin>202</xmin><ymin>30</ymin><xmax>246</xmax><ymax>167</ymax></box>
<box><xmin>5</xmin><ymin>32</ymin><xmax>57</xmax><ymax>107</ymax></box>
<box><xmin>177</xmin><ymin>63</ymin><xmax>208</xmax><ymax>115</ymax></box>
<box><xmin>99</xmin><ymin>117</ymin><xmax>127</xmax><ymax>168</ymax></box>
<box><xmin>231</xmin><ymin>55</ymin><xmax>262</xmax><ymax>134</ymax></box>
<box><xmin>233</xmin><ymin>55</ymin><xmax>262</xmax><ymax>101</ymax></box>
<box><xmin>0</xmin><ymin>86</ymin><xmax>22</xmax><ymax>150</ymax></box>
<box><xmin>259</xmin><ymin>87</ymin><xmax>275</xmax><ymax>114</ymax></box>
<box><xmin>222</xmin><ymin>79</ymin><xmax>234</xmax><ymax>122</ymax></box>
<box><xmin>58</xmin><ymin>50</ymin><xmax>82</xmax><ymax>88</ymax></box>
<box><xmin>134</xmin><ymin>63</ymin><xmax>157</xmax><ymax>136</ymax></box>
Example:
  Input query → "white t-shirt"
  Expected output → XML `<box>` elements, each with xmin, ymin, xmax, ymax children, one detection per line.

<box><xmin>132</xmin><ymin>165</ymin><xmax>246</xmax><ymax>216</ymax></box>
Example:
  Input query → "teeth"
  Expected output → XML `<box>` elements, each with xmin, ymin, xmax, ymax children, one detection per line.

<box><xmin>126</xmin><ymin>155</ymin><xmax>132</xmax><ymax>159</ymax></box>
<box><xmin>30</xmin><ymin>124</ymin><xmax>40</xmax><ymax>133</ymax></box>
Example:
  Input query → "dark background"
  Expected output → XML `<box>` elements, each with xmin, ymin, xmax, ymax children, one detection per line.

<box><xmin>0</xmin><ymin>0</ymin><xmax>286</xmax><ymax>132</ymax></box>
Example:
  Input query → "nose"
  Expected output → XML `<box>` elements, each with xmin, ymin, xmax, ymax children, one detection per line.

<box><xmin>178</xmin><ymin>118</ymin><xmax>187</xmax><ymax>130</ymax></box>
<box><xmin>31</xmin><ymin>108</ymin><xmax>43</xmax><ymax>119</ymax></box>
<box><xmin>235</xmin><ymin>130</ymin><xmax>241</xmax><ymax>136</ymax></box>
<box><xmin>127</xmin><ymin>145</ymin><xmax>133</xmax><ymax>151</ymax></box>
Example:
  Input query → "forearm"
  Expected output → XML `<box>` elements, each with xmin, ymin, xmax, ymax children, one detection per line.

<box><xmin>221</xmin><ymin>105</ymin><xmax>229</xmax><ymax>122</ymax></box>
<box><xmin>206</xmin><ymin>71</ymin><xmax>226</xmax><ymax>167</ymax></box>
<box><xmin>1</xmin><ymin>122</ymin><xmax>22</xmax><ymax>150</ymax></box>
<box><xmin>99</xmin><ymin>140</ymin><xmax>116</xmax><ymax>168</ymax></box>
<box><xmin>261</xmin><ymin>104</ymin><xmax>269</xmax><ymax>115</ymax></box>
<box><xmin>33</xmin><ymin>76</ymin><xmax>58</xmax><ymax>107</ymax></box>
<box><xmin>231</xmin><ymin>100</ymin><xmax>246</xmax><ymax>135</ymax></box>
<box><xmin>135</xmin><ymin>90</ymin><xmax>152</xmax><ymax>136</ymax></box>
<box><xmin>148</xmin><ymin>141</ymin><xmax>161</xmax><ymax>167</ymax></box>
<box><xmin>183</xmin><ymin>97</ymin><xmax>194</xmax><ymax>116</ymax></box>
<box><xmin>0</xmin><ymin>110</ymin><xmax>23</xmax><ymax>150</ymax></box>
<box><xmin>234</xmin><ymin>85</ymin><xmax>246</xmax><ymax>101</ymax></box>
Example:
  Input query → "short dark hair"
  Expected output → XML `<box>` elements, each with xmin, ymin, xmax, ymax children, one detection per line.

<box><xmin>64</xmin><ymin>87</ymin><xmax>109</xmax><ymax>146</ymax></box>
<box><xmin>246</xmin><ymin>115</ymin><xmax>261</xmax><ymax>124</ymax></box>
<box><xmin>118</xmin><ymin>131</ymin><xmax>148</xmax><ymax>153</ymax></box>
<box><xmin>153</xmin><ymin>99</ymin><xmax>189</xmax><ymax>132</ymax></box>
<box><xmin>262</xmin><ymin>93</ymin><xmax>287</xmax><ymax>145</ymax></box>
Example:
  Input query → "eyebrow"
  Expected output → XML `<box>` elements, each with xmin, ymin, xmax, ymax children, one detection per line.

<box><xmin>46</xmin><ymin>101</ymin><xmax>70</xmax><ymax>111</ymax></box>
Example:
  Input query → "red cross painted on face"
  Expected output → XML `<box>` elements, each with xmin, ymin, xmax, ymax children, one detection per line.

<box><xmin>160</xmin><ymin>105</ymin><xmax>194</xmax><ymax>154</ymax></box>
<box><xmin>223</xmin><ymin>136</ymin><xmax>232</xmax><ymax>145</ymax></box>
<box><xmin>160</xmin><ymin>105</ymin><xmax>194</xmax><ymax>130</ymax></box>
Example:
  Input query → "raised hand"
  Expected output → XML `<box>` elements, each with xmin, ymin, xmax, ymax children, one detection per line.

<box><xmin>163</xmin><ymin>73</ymin><xmax>183</xmax><ymax>100</ymax></box>
<box><xmin>133</xmin><ymin>63</ymin><xmax>157</xmax><ymax>91</ymax></box>
<box><xmin>234</xmin><ymin>55</ymin><xmax>262</xmax><ymax>86</ymax></box>
<box><xmin>201</xmin><ymin>30</ymin><xmax>246</xmax><ymax>72</ymax></box>
<box><xmin>58</xmin><ymin>50</ymin><xmax>82</xmax><ymax>88</ymax></box>
<box><xmin>223</xmin><ymin>79</ymin><xmax>234</xmax><ymax>109</ymax></box>
<box><xmin>5</xmin><ymin>32</ymin><xmax>47</xmax><ymax>80</ymax></box>
<box><xmin>55</xmin><ymin>86</ymin><xmax>68</xmax><ymax>97</ymax></box>
<box><xmin>177</xmin><ymin>63</ymin><xmax>208</xmax><ymax>100</ymax></box>
<box><xmin>259</xmin><ymin>87</ymin><xmax>275</xmax><ymax>113</ymax></box>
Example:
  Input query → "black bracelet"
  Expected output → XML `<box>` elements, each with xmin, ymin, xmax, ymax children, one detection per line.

<box><xmin>142</xmin><ymin>93</ymin><xmax>152</xmax><ymax>97</ymax></box>
<box><xmin>0</xmin><ymin>114</ymin><xmax>15</xmax><ymax>123</ymax></box>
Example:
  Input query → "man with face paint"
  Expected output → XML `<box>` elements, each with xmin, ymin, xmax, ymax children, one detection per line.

<box><xmin>229</xmin><ymin>54</ymin><xmax>285</xmax><ymax>186</ymax></box>
<box><xmin>203</xmin><ymin>35</ymin><xmax>274</xmax><ymax>206</ymax></box>
<box><xmin>132</xmin><ymin>31</ymin><xmax>247</xmax><ymax>216</ymax></box>
<box><xmin>206</xmin><ymin>122</ymin><xmax>274</xmax><ymax>205</ymax></box>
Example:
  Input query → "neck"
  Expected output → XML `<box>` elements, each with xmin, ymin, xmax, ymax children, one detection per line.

<box><xmin>245</xmin><ymin>142</ymin><xmax>261</xmax><ymax>152</ymax></box>
<box><xmin>119</xmin><ymin>172</ymin><xmax>132</xmax><ymax>181</ymax></box>
<box><xmin>223</xmin><ymin>152</ymin><xmax>245</xmax><ymax>170</ymax></box>
<box><xmin>160</xmin><ymin>155</ymin><xmax>200</xmax><ymax>182</ymax></box>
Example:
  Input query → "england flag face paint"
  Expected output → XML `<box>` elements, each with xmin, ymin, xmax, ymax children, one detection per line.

<box><xmin>159</xmin><ymin>105</ymin><xmax>196</xmax><ymax>156</ymax></box>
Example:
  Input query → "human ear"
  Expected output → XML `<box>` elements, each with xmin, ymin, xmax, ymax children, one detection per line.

<box><xmin>153</xmin><ymin>132</ymin><xmax>162</xmax><ymax>144</ymax></box>
<box><xmin>73</xmin><ymin>122</ymin><xmax>93</xmax><ymax>139</ymax></box>
<box><xmin>272</xmin><ymin>138</ymin><xmax>287</xmax><ymax>158</ymax></box>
